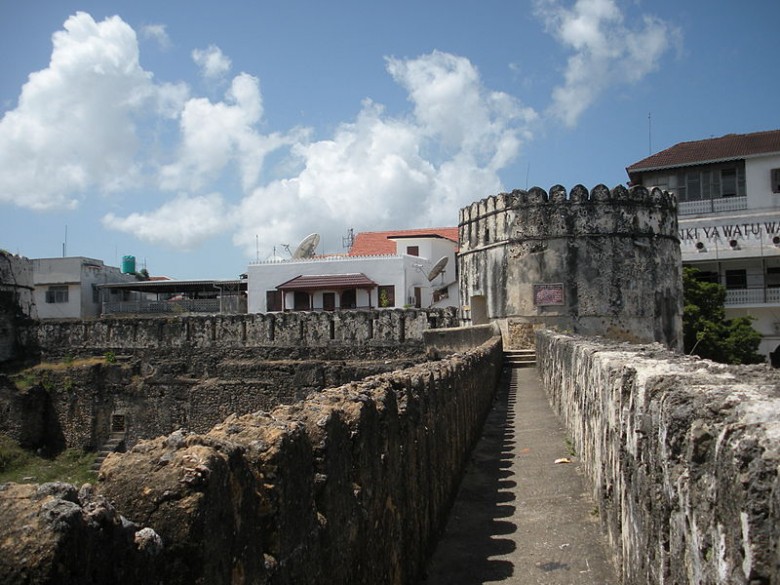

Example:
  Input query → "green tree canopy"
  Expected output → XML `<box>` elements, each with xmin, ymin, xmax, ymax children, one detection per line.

<box><xmin>683</xmin><ymin>267</ymin><xmax>764</xmax><ymax>365</ymax></box>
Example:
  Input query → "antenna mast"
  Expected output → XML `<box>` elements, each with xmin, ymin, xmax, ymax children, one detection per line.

<box><xmin>342</xmin><ymin>228</ymin><xmax>354</xmax><ymax>251</ymax></box>
<box><xmin>648</xmin><ymin>112</ymin><xmax>652</xmax><ymax>155</ymax></box>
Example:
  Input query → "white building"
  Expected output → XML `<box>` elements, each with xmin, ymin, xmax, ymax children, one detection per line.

<box><xmin>247</xmin><ymin>228</ymin><xmax>458</xmax><ymax>313</ymax></box>
<box><xmin>32</xmin><ymin>256</ymin><xmax>138</xmax><ymax>319</ymax></box>
<box><xmin>627</xmin><ymin>129</ymin><xmax>780</xmax><ymax>363</ymax></box>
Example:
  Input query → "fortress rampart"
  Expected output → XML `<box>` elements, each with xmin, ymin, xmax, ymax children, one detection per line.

<box><xmin>1</xmin><ymin>309</ymin><xmax>458</xmax><ymax>454</ymax></box>
<box><xmin>1</xmin><ymin>335</ymin><xmax>504</xmax><ymax>585</ymax></box>
<box><xmin>538</xmin><ymin>330</ymin><xmax>780</xmax><ymax>584</ymax></box>
<box><xmin>34</xmin><ymin>308</ymin><xmax>457</xmax><ymax>357</ymax></box>
<box><xmin>458</xmin><ymin>185</ymin><xmax>682</xmax><ymax>349</ymax></box>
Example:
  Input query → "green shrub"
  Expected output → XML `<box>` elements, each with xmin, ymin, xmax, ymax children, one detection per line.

<box><xmin>0</xmin><ymin>434</ymin><xmax>31</xmax><ymax>472</ymax></box>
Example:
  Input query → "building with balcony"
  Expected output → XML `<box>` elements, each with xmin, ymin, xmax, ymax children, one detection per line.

<box><xmin>627</xmin><ymin>129</ymin><xmax>780</xmax><ymax>362</ymax></box>
<box><xmin>246</xmin><ymin>228</ymin><xmax>458</xmax><ymax>313</ymax></box>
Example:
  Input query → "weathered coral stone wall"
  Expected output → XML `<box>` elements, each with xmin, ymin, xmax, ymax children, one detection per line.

<box><xmin>458</xmin><ymin>185</ymin><xmax>682</xmax><ymax>349</ymax></box>
<box><xmin>87</xmin><ymin>336</ymin><xmax>502</xmax><ymax>584</ymax></box>
<box><xmin>0</xmin><ymin>348</ymin><xmax>427</xmax><ymax>452</ymax></box>
<box><xmin>0</xmin><ymin>252</ymin><xmax>37</xmax><ymax>365</ymax></box>
<box><xmin>537</xmin><ymin>330</ymin><xmax>780</xmax><ymax>585</ymax></box>
<box><xmin>35</xmin><ymin>308</ymin><xmax>457</xmax><ymax>358</ymax></box>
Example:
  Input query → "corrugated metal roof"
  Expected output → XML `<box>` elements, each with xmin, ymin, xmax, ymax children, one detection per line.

<box><xmin>97</xmin><ymin>279</ymin><xmax>245</xmax><ymax>293</ymax></box>
<box><xmin>626</xmin><ymin>129</ymin><xmax>780</xmax><ymax>175</ymax></box>
<box><xmin>276</xmin><ymin>273</ymin><xmax>377</xmax><ymax>291</ymax></box>
<box><xmin>348</xmin><ymin>227</ymin><xmax>458</xmax><ymax>256</ymax></box>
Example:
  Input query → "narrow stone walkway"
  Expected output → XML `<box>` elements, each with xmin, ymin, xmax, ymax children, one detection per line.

<box><xmin>420</xmin><ymin>367</ymin><xmax>618</xmax><ymax>584</ymax></box>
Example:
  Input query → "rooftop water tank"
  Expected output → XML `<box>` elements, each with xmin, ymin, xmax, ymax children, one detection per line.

<box><xmin>121</xmin><ymin>255</ymin><xmax>136</xmax><ymax>274</ymax></box>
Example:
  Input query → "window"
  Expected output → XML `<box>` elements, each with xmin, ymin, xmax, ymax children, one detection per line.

<box><xmin>378</xmin><ymin>285</ymin><xmax>395</xmax><ymax>307</ymax></box>
<box><xmin>771</xmin><ymin>168</ymin><xmax>780</xmax><ymax>194</ymax></box>
<box><xmin>674</xmin><ymin>162</ymin><xmax>745</xmax><ymax>202</ymax></box>
<box><xmin>406</xmin><ymin>246</ymin><xmax>419</xmax><ymax>257</ymax></box>
<box><xmin>725</xmin><ymin>269</ymin><xmax>747</xmax><ymax>290</ymax></box>
<box><xmin>45</xmin><ymin>285</ymin><xmax>69</xmax><ymax>303</ymax></box>
<box><xmin>767</xmin><ymin>267</ymin><xmax>780</xmax><ymax>288</ymax></box>
<box><xmin>686</xmin><ymin>172</ymin><xmax>701</xmax><ymax>200</ymax></box>
<box><xmin>266</xmin><ymin>290</ymin><xmax>282</xmax><ymax>312</ymax></box>
<box><xmin>721</xmin><ymin>168</ymin><xmax>737</xmax><ymax>197</ymax></box>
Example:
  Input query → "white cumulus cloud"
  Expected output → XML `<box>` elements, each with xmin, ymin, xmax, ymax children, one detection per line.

<box><xmin>6</xmin><ymin>8</ymin><xmax>676</xmax><ymax>261</ymax></box>
<box><xmin>102</xmin><ymin>193</ymin><xmax>234</xmax><ymax>250</ymax></box>
<box><xmin>159</xmin><ymin>73</ymin><xmax>301</xmax><ymax>193</ymax></box>
<box><xmin>0</xmin><ymin>12</ymin><xmax>184</xmax><ymax>210</ymax></box>
<box><xmin>535</xmin><ymin>0</ymin><xmax>679</xmax><ymax>127</ymax></box>
<box><xmin>141</xmin><ymin>23</ymin><xmax>171</xmax><ymax>50</ymax></box>
<box><xmin>232</xmin><ymin>53</ymin><xmax>538</xmax><ymax>258</ymax></box>
<box><xmin>192</xmin><ymin>45</ymin><xmax>231</xmax><ymax>79</ymax></box>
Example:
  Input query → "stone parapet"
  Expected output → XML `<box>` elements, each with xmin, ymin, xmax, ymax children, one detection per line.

<box><xmin>35</xmin><ymin>308</ymin><xmax>458</xmax><ymax>357</ymax></box>
<box><xmin>536</xmin><ymin>330</ymin><xmax>780</xmax><ymax>584</ymax></box>
<box><xmin>0</xmin><ymin>335</ymin><xmax>503</xmax><ymax>584</ymax></box>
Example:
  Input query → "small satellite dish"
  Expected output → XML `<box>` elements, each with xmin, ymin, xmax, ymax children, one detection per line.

<box><xmin>292</xmin><ymin>233</ymin><xmax>320</xmax><ymax>259</ymax></box>
<box><xmin>427</xmin><ymin>256</ymin><xmax>449</xmax><ymax>282</ymax></box>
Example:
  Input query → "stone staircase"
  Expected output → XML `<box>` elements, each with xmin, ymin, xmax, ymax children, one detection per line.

<box><xmin>503</xmin><ymin>348</ymin><xmax>536</xmax><ymax>368</ymax></box>
<box><xmin>90</xmin><ymin>431</ymin><xmax>126</xmax><ymax>472</ymax></box>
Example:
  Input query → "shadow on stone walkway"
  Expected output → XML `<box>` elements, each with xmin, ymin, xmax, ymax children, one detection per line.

<box><xmin>420</xmin><ymin>367</ymin><xmax>617</xmax><ymax>584</ymax></box>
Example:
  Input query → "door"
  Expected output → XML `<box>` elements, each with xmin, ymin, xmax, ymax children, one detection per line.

<box><xmin>323</xmin><ymin>292</ymin><xmax>336</xmax><ymax>311</ymax></box>
<box><xmin>341</xmin><ymin>289</ymin><xmax>356</xmax><ymax>309</ymax></box>
<box><xmin>293</xmin><ymin>291</ymin><xmax>311</xmax><ymax>310</ymax></box>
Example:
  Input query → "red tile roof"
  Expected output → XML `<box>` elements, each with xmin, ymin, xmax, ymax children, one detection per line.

<box><xmin>347</xmin><ymin>227</ymin><xmax>458</xmax><ymax>256</ymax></box>
<box><xmin>627</xmin><ymin>129</ymin><xmax>780</xmax><ymax>175</ymax></box>
<box><xmin>277</xmin><ymin>273</ymin><xmax>377</xmax><ymax>290</ymax></box>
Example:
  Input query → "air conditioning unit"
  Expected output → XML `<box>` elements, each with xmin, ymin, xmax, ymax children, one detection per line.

<box><xmin>772</xmin><ymin>168</ymin><xmax>780</xmax><ymax>194</ymax></box>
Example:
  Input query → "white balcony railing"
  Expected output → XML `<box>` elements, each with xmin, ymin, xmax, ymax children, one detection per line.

<box><xmin>102</xmin><ymin>298</ymin><xmax>222</xmax><ymax>315</ymax></box>
<box><xmin>679</xmin><ymin>196</ymin><xmax>748</xmax><ymax>216</ymax></box>
<box><xmin>725</xmin><ymin>287</ymin><xmax>780</xmax><ymax>307</ymax></box>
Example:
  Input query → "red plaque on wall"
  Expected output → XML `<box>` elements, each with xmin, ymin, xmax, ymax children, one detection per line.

<box><xmin>533</xmin><ymin>283</ymin><xmax>565</xmax><ymax>306</ymax></box>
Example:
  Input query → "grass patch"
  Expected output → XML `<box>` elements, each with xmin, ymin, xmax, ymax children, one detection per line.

<box><xmin>9</xmin><ymin>357</ymin><xmax>110</xmax><ymax>391</ymax></box>
<box><xmin>0</xmin><ymin>435</ymin><xmax>96</xmax><ymax>486</ymax></box>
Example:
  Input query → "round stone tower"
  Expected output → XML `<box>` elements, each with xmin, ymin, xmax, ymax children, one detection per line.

<box><xmin>458</xmin><ymin>184</ymin><xmax>682</xmax><ymax>350</ymax></box>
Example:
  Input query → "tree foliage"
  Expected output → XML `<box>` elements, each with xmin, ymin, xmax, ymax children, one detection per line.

<box><xmin>683</xmin><ymin>267</ymin><xmax>764</xmax><ymax>365</ymax></box>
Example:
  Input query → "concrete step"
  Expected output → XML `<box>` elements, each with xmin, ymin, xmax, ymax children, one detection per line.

<box><xmin>90</xmin><ymin>432</ymin><xmax>126</xmax><ymax>472</ymax></box>
<box><xmin>503</xmin><ymin>349</ymin><xmax>536</xmax><ymax>368</ymax></box>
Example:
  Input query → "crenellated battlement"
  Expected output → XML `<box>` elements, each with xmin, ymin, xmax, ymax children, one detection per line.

<box><xmin>459</xmin><ymin>184</ymin><xmax>679</xmax><ymax>253</ymax></box>
<box><xmin>460</xmin><ymin>184</ymin><xmax>676</xmax><ymax>220</ymax></box>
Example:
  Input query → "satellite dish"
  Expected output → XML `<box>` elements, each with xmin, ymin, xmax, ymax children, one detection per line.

<box><xmin>292</xmin><ymin>233</ymin><xmax>320</xmax><ymax>259</ymax></box>
<box><xmin>427</xmin><ymin>256</ymin><xmax>449</xmax><ymax>282</ymax></box>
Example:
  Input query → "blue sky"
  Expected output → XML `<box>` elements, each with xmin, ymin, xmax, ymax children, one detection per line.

<box><xmin>1</xmin><ymin>0</ymin><xmax>778</xmax><ymax>279</ymax></box>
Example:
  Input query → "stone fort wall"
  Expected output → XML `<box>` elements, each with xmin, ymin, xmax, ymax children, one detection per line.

<box><xmin>0</xmin><ymin>252</ymin><xmax>37</xmax><ymax>364</ymax></box>
<box><xmin>35</xmin><ymin>308</ymin><xmax>457</xmax><ymax>357</ymax></box>
<box><xmin>458</xmin><ymin>185</ymin><xmax>682</xmax><ymax>349</ymax></box>
<box><xmin>537</xmin><ymin>330</ymin><xmax>780</xmax><ymax>585</ymax></box>
<box><xmin>2</xmin><ymin>308</ymin><xmax>458</xmax><ymax>453</ymax></box>
<box><xmin>1</xmin><ymin>335</ymin><xmax>504</xmax><ymax>585</ymax></box>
